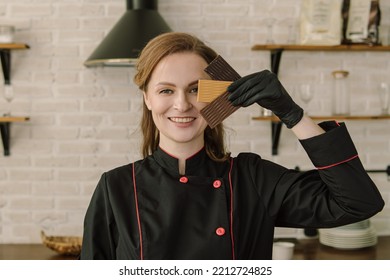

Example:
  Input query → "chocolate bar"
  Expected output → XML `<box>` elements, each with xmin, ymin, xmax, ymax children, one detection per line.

<box><xmin>200</xmin><ymin>55</ymin><xmax>241</xmax><ymax>128</ymax></box>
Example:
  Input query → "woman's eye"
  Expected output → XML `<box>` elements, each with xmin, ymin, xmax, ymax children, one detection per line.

<box><xmin>159</xmin><ymin>89</ymin><xmax>173</xmax><ymax>94</ymax></box>
<box><xmin>189</xmin><ymin>87</ymin><xmax>198</xmax><ymax>94</ymax></box>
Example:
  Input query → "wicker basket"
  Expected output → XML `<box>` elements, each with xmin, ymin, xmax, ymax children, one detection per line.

<box><xmin>41</xmin><ymin>230</ymin><xmax>82</xmax><ymax>256</ymax></box>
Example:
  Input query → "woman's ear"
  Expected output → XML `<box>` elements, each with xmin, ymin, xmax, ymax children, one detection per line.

<box><xmin>143</xmin><ymin>91</ymin><xmax>152</xmax><ymax>110</ymax></box>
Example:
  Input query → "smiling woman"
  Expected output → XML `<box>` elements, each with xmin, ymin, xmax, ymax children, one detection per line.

<box><xmin>79</xmin><ymin>32</ymin><xmax>384</xmax><ymax>260</ymax></box>
<box><xmin>134</xmin><ymin>32</ymin><xmax>230</xmax><ymax>164</ymax></box>
<box><xmin>142</xmin><ymin>52</ymin><xmax>210</xmax><ymax>174</ymax></box>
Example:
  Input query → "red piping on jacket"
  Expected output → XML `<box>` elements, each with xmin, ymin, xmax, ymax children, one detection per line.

<box><xmin>316</xmin><ymin>155</ymin><xmax>359</xmax><ymax>170</ymax></box>
<box><xmin>314</xmin><ymin>120</ymin><xmax>357</xmax><ymax>170</ymax></box>
<box><xmin>132</xmin><ymin>163</ymin><xmax>144</xmax><ymax>260</ymax></box>
<box><xmin>228</xmin><ymin>158</ymin><xmax>235</xmax><ymax>260</ymax></box>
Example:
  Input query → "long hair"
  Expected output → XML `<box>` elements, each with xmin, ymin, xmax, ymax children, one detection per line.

<box><xmin>134</xmin><ymin>32</ymin><xmax>230</xmax><ymax>162</ymax></box>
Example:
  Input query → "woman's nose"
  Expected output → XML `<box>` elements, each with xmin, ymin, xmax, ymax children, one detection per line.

<box><xmin>173</xmin><ymin>93</ymin><xmax>193</xmax><ymax>112</ymax></box>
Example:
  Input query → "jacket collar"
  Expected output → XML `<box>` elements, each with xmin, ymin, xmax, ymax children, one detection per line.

<box><xmin>153</xmin><ymin>146</ymin><xmax>208</xmax><ymax>175</ymax></box>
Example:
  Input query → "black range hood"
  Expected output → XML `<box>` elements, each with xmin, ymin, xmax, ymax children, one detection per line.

<box><xmin>84</xmin><ymin>0</ymin><xmax>171</xmax><ymax>67</ymax></box>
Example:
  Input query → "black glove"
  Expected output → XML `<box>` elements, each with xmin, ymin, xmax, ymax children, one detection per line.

<box><xmin>227</xmin><ymin>70</ymin><xmax>304</xmax><ymax>129</ymax></box>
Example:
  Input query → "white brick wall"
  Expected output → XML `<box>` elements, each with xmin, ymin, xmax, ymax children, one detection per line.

<box><xmin>0</xmin><ymin>0</ymin><xmax>389</xmax><ymax>243</ymax></box>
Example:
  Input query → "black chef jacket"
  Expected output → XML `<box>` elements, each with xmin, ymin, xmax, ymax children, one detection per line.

<box><xmin>80</xmin><ymin>121</ymin><xmax>384</xmax><ymax>260</ymax></box>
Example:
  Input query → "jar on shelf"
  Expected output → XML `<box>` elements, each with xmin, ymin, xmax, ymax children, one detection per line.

<box><xmin>0</xmin><ymin>25</ymin><xmax>15</xmax><ymax>43</ymax></box>
<box><xmin>331</xmin><ymin>70</ymin><xmax>350</xmax><ymax>115</ymax></box>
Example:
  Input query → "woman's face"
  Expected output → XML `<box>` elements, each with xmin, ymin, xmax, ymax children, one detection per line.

<box><xmin>143</xmin><ymin>52</ymin><xmax>210</xmax><ymax>150</ymax></box>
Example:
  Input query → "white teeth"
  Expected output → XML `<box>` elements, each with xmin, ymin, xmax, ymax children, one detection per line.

<box><xmin>170</xmin><ymin>117</ymin><xmax>194</xmax><ymax>123</ymax></box>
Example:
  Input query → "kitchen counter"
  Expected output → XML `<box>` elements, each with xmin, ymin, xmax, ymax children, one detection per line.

<box><xmin>290</xmin><ymin>235</ymin><xmax>390</xmax><ymax>260</ymax></box>
<box><xmin>0</xmin><ymin>244</ymin><xmax>77</xmax><ymax>260</ymax></box>
<box><xmin>0</xmin><ymin>236</ymin><xmax>389</xmax><ymax>260</ymax></box>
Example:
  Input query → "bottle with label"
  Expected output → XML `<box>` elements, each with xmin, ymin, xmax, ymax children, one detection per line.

<box><xmin>331</xmin><ymin>70</ymin><xmax>350</xmax><ymax>115</ymax></box>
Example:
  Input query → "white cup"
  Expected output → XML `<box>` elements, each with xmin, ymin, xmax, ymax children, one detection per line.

<box><xmin>272</xmin><ymin>241</ymin><xmax>295</xmax><ymax>260</ymax></box>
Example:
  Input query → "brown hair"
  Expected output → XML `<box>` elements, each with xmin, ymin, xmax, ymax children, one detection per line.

<box><xmin>133</xmin><ymin>32</ymin><xmax>230</xmax><ymax>162</ymax></box>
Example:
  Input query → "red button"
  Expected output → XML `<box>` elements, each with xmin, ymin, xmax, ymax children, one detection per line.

<box><xmin>213</xmin><ymin>179</ymin><xmax>222</xmax><ymax>188</ymax></box>
<box><xmin>179</xmin><ymin>176</ymin><xmax>188</xmax><ymax>183</ymax></box>
<box><xmin>215</xmin><ymin>227</ymin><xmax>225</xmax><ymax>236</ymax></box>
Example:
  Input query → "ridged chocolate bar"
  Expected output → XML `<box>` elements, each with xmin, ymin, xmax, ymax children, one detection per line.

<box><xmin>200</xmin><ymin>55</ymin><xmax>241</xmax><ymax>128</ymax></box>
<box><xmin>203</xmin><ymin>55</ymin><xmax>241</xmax><ymax>81</ymax></box>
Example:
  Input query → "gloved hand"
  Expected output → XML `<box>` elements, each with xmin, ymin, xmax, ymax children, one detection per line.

<box><xmin>227</xmin><ymin>70</ymin><xmax>304</xmax><ymax>129</ymax></box>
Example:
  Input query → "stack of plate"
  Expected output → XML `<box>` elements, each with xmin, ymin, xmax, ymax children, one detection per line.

<box><xmin>319</xmin><ymin>220</ymin><xmax>377</xmax><ymax>249</ymax></box>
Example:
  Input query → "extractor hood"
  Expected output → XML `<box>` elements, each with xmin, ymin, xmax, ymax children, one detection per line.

<box><xmin>84</xmin><ymin>0</ymin><xmax>172</xmax><ymax>67</ymax></box>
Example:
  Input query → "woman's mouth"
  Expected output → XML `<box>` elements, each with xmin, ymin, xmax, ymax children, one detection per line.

<box><xmin>169</xmin><ymin>117</ymin><xmax>195</xmax><ymax>123</ymax></box>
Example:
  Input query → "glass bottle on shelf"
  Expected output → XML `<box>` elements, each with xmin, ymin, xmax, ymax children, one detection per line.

<box><xmin>331</xmin><ymin>70</ymin><xmax>350</xmax><ymax>115</ymax></box>
<box><xmin>3</xmin><ymin>84</ymin><xmax>14</xmax><ymax>116</ymax></box>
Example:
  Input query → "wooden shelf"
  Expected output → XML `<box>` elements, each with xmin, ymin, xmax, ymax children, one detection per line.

<box><xmin>253</xmin><ymin>115</ymin><xmax>390</xmax><ymax>121</ymax></box>
<box><xmin>0</xmin><ymin>116</ymin><xmax>30</xmax><ymax>122</ymax></box>
<box><xmin>0</xmin><ymin>116</ymin><xmax>30</xmax><ymax>156</ymax></box>
<box><xmin>0</xmin><ymin>42</ymin><xmax>30</xmax><ymax>85</ymax></box>
<box><xmin>251</xmin><ymin>44</ymin><xmax>390</xmax><ymax>77</ymax></box>
<box><xmin>0</xmin><ymin>43</ymin><xmax>30</xmax><ymax>50</ymax></box>
<box><xmin>251</xmin><ymin>44</ymin><xmax>390</xmax><ymax>52</ymax></box>
<box><xmin>252</xmin><ymin>115</ymin><xmax>390</xmax><ymax>156</ymax></box>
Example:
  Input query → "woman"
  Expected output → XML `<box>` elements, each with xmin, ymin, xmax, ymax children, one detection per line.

<box><xmin>80</xmin><ymin>32</ymin><xmax>384</xmax><ymax>260</ymax></box>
